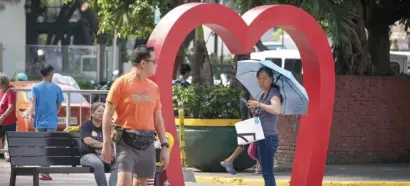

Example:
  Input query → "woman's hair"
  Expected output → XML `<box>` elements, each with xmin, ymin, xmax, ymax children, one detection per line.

<box><xmin>0</xmin><ymin>73</ymin><xmax>10</xmax><ymax>85</ymax></box>
<box><xmin>257</xmin><ymin>67</ymin><xmax>283</xmax><ymax>103</ymax></box>
<box><xmin>90</xmin><ymin>102</ymin><xmax>104</xmax><ymax>120</ymax></box>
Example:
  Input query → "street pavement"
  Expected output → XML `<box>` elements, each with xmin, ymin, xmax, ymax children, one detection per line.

<box><xmin>194</xmin><ymin>164</ymin><xmax>410</xmax><ymax>181</ymax></box>
<box><xmin>1</xmin><ymin>158</ymin><xmax>409</xmax><ymax>186</ymax></box>
<box><xmin>0</xmin><ymin>159</ymin><xmax>237</xmax><ymax>186</ymax></box>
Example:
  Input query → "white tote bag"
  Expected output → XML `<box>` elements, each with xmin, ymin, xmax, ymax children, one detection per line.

<box><xmin>235</xmin><ymin>117</ymin><xmax>265</xmax><ymax>145</ymax></box>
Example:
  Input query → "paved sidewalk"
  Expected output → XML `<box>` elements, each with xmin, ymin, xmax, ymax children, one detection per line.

<box><xmin>1</xmin><ymin>159</ymin><xmax>409</xmax><ymax>186</ymax></box>
<box><xmin>0</xmin><ymin>159</ymin><xmax>236</xmax><ymax>186</ymax></box>
<box><xmin>193</xmin><ymin>164</ymin><xmax>410</xmax><ymax>185</ymax></box>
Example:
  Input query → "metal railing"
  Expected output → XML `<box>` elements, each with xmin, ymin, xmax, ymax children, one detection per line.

<box><xmin>13</xmin><ymin>88</ymin><xmax>109</xmax><ymax>128</ymax></box>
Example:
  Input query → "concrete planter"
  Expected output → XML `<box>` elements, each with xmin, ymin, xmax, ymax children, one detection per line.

<box><xmin>175</xmin><ymin>119</ymin><xmax>256</xmax><ymax>172</ymax></box>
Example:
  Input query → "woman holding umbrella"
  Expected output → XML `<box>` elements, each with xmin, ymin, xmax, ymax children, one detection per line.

<box><xmin>236</xmin><ymin>59</ymin><xmax>308</xmax><ymax>186</ymax></box>
<box><xmin>246</xmin><ymin>66</ymin><xmax>282</xmax><ymax>186</ymax></box>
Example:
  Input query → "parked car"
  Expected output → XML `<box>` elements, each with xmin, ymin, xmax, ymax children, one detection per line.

<box><xmin>0</xmin><ymin>81</ymin><xmax>91</xmax><ymax>161</ymax></box>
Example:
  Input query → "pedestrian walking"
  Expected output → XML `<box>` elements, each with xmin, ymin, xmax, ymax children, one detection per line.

<box><xmin>28</xmin><ymin>64</ymin><xmax>64</xmax><ymax>181</ymax></box>
<box><xmin>221</xmin><ymin>90</ymin><xmax>261</xmax><ymax>175</ymax></box>
<box><xmin>246</xmin><ymin>67</ymin><xmax>282</xmax><ymax>186</ymax></box>
<box><xmin>101</xmin><ymin>45</ymin><xmax>169</xmax><ymax>186</ymax></box>
<box><xmin>0</xmin><ymin>73</ymin><xmax>17</xmax><ymax>144</ymax></box>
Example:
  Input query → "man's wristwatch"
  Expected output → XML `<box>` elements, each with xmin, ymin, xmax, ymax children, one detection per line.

<box><xmin>161</xmin><ymin>142</ymin><xmax>169</xmax><ymax>148</ymax></box>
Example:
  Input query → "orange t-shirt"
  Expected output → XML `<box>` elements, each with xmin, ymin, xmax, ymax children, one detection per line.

<box><xmin>106</xmin><ymin>73</ymin><xmax>162</xmax><ymax>130</ymax></box>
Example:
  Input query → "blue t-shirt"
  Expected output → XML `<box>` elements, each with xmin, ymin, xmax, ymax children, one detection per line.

<box><xmin>31</xmin><ymin>82</ymin><xmax>64</xmax><ymax>129</ymax></box>
<box><xmin>172</xmin><ymin>78</ymin><xmax>190</xmax><ymax>87</ymax></box>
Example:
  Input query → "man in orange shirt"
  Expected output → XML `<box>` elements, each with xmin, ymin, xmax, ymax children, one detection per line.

<box><xmin>101</xmin><ymin>45</ymin><xmax>169</xmax><ymax>186</ymax></box>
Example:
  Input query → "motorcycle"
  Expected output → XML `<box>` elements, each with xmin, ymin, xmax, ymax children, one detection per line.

<box><xmin>90</xmin><ymin>70</ymin><xmax>120</xmax><ymax>103</ymax></box>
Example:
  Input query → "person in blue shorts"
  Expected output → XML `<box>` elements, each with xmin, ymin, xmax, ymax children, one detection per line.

<box><xmin>28</xmin><ymin>64</ymin><xmax>64</xmax><ymax>181</ymax></box>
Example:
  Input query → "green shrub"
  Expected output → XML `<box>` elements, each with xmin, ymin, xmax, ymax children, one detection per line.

<box><xmin>173</xmin><ymin>85</ymin><xmax>243</xmax><ymax>119</ymax></box>
<box><xmin>77</xmin><ymin>80</ymin><xmax>94</xmax><ymax>90</ymax></box>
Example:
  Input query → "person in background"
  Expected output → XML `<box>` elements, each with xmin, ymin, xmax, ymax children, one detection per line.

<box><xmin>246</xmin><ymin>67</ymin><xmax>282</xmax><ymax>186</ymax></box>
<box><xmin>0</xmin><ymin>74</ymin><xmax>17</xmax><ymax>145</ymax></box>
<box><xmin>220</xmin><ymin>89</ymin><xmax>261</xmax><ymax>175</ymax></box>
<box><xmin>15</xmin><ymin>72</ymin><xmax>28</xmax><ymax>81</ymax></box>
<box><xmin>172</xmin><ymin>63</ymin><xmax>191</xmax><ymax>87</ymax></box>
<box><xmin>80</xmin><ymin>102</ymin><xmax>117</xmax><ymax>186</ymax></box>
<box><xmin>221</xmin><ymin>58</ymin><xmax>261</xmax><ymax>175</ymax></box>
<box><xmin>28</xmin><ymin>64</ymin><xmax>65</xmax><ymax>181</ymax></box>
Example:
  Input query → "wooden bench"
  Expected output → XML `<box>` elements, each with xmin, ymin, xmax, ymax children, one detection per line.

<box><xmin>6</xmin><ymin>131</ymin><xmax>163</xmax><ymax>186</ymax></box>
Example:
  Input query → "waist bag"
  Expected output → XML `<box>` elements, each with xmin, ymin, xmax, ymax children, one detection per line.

<box><xmin>111</xmin><ymin>124</ymin><xmax>155</xmax><ymax>151</ymax></box>
<box><xmin>122</xmin><ymin>130</ymin><xmax>155</xmax><ymax>151</ymax></box>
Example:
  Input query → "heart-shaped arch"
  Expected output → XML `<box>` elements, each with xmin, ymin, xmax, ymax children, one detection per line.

<box><xmin>148</xmin><ymin>3</ymin><xmax>335</xmax><ymax>186</ymax></box>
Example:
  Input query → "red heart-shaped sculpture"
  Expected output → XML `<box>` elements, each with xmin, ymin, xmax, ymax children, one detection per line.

<box><xmin>148</xmin><ymin>3</ymin><xmax>335</xmax><ymax>186</ymax></box>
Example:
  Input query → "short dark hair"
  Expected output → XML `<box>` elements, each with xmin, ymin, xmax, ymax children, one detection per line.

<box><xmin>180</xmin><ymin>64</ymin><xmax>191</xmax><ymax>75</ymax></box>
<box><xmin>39</xmin><ymin>64</ymin><xmax>54</xmax><ymax>77</ymax></box>
<box><xmin>129</xmin><ymin>45</ymin><xmax>154</xmax><ymax>64</ymax></box>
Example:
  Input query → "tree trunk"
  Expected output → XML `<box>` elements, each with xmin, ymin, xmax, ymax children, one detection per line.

<box><xmin>230</xmin><ymin>54</ymin><xmax>250</xmax><ymax>89</ymax></box>
<box><xmin>48</xmin><ymin>3</ymin><xmax>76</xmax><ymax>45</ymax></box>
<box><xmin>367</xmin><ymin>25</ymin><xmax>391</xmax><ymax>75</ymax></box>
<box><xmin>365</xmin><ymin>2</ymin><xmax>392</xmax><ymax>75</ymax></box>
<box><xmin>334</xmin><ymin>1</ymin><xmax>372</xmax><ymax>75</ymax></box>
<box><xmin>192</xmin><ymin>26</ymin><xmax>213</xmax><ymax>85</ymax></box>
<box><xmin>192</xmin><ymin>26</ymin><xmax>204</xmax><ymax>84</ymax></box>
<box><xmin>255</xmin><ymin>40</ymin><xmax>268</xmax><ymax>51</ymax></box>
<box><xmin>26</xmin><ymin>0</ymin><xmax>41</xmax><ymax>77</ymax></box>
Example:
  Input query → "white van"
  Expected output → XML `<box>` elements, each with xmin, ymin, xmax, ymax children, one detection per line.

<box><xmin>250</xmin><ymin>49</ymin><xmax>303</xmax><ymax>74</ymax></box>
<box><xmin>251</xmin><ymin>49</ymin><xmax>409</xmax><ymax>75</ymax></box>
<box><xmin>390</xmin><ymin>51</ymin><xmax>410</xmax><ymax>74</ymax></box>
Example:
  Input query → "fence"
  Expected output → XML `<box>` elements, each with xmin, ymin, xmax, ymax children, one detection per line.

<box><xmin>13</xmin><ymin>88</ymin><xmax>109</xmax><ymax>128</ymax></box>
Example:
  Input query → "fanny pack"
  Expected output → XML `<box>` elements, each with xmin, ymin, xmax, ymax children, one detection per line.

<box><xmin>111</xmin><ymin>124</ymin><xmax>155</xmax><ymax>151</ymax></box>
<box><xmin>122</xmin><ymin>130</ymin><xmax>155</xmax><ymax>151</ymax></box>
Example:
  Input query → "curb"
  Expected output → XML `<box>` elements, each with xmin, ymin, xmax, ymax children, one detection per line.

<box><xmin>195</xmin><ymin>176</ymin><xmax>410</xmax><ymax>186</ymax></box>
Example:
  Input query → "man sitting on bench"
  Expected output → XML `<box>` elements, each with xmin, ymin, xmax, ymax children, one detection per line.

<box><xmin>80</xmin><ymin>102</ymin><xmax>117</xmax><ymax>186</ymax></box>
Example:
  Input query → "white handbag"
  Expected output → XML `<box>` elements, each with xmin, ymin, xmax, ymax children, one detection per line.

<box><xmin>235</xmin><ymin>117</ymin><xmax>265</xmax><ymax>145</ymax></box>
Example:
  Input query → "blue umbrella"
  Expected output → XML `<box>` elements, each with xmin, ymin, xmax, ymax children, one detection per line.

<box><xmin>236</xmin><ymin>60</ymin><xmax>308</xmax><ymax>115</ymax></box>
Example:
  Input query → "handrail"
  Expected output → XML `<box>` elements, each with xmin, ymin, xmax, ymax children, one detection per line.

<box><xmin>13</xmin><ymin>88</ymin><xmax>109</xmax><ymax>128</ymax></box>
<box><xmin>13</xmin><ymin>88</ymin><xmax>109</xmax><ymax>94</ymax></box>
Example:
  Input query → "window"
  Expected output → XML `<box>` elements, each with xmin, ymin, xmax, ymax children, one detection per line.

<box><xmin>265</xmin><ymin>58</ymin><xmax>282</xmax><ymax>67</ymax></box>
<box><xmin>284</xmin><ymin>58</ymin><xmax>302</xmax><ymax>74</ymax></box>
<box><xmin>82</xmin><ymin>57</ymin><xmax>97</xmax><ymax>71</ymax></box>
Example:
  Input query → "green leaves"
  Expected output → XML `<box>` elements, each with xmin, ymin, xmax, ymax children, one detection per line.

<box><xmin>173</xmin><ymin>85</ymin><xmax>243</xmax><ymax>119</ymax></box>
<box><xmin>96</xmin><ymin>0</ymin><xmax>166</xmax><ymax>38</ymax></box>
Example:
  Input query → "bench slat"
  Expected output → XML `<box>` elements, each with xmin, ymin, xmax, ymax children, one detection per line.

<box><xmin>14</xmin><ymin>167</ymin><xmax>93</xmax><ymax>175</ymax></box>
<box><xmin>8</xmin><ymin>138</ymin><xmax>81</xmax><ymax>147</ymax></box>
<box><xmin>11</xmin><ymin>157</ymin><xmax>81</xmax><ymax>166</ymax></box>
<box><xmin>9</xmin><ymin>147</ymin><xmax>81</xmax><ymax>157</ymax></box>
<box><xmin>6</xmin><ymin>131</ymin><xmax>80</xmax><ymax>138</ymax></box>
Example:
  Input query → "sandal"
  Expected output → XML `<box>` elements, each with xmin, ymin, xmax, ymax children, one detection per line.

<box><xmin>40</xmin><ymin>174</ymin><xmax>53</xmax><ymax>181</ymax></box>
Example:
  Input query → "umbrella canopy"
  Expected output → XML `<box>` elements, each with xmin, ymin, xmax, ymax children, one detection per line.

<box><xmin>236</xmin><ymin>60</ymin><xmax>308</xmax><ymax>115</ymax></box>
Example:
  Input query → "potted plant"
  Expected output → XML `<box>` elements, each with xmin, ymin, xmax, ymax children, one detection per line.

<box><xmin>172</xmin><ymin>85</ymin><xmax>255</xmax><ymax>172</ymax></box>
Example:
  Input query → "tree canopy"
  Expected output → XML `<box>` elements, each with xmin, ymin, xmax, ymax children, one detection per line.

<box><xmin>94</xmin><ymin>0</ymin><xmax>169</xmax><ymax>38</ymax></box>
<box><xmin>92</xmin><ymin>0</ymin><xmax>410</xmax><ymax>75</ymax></box>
